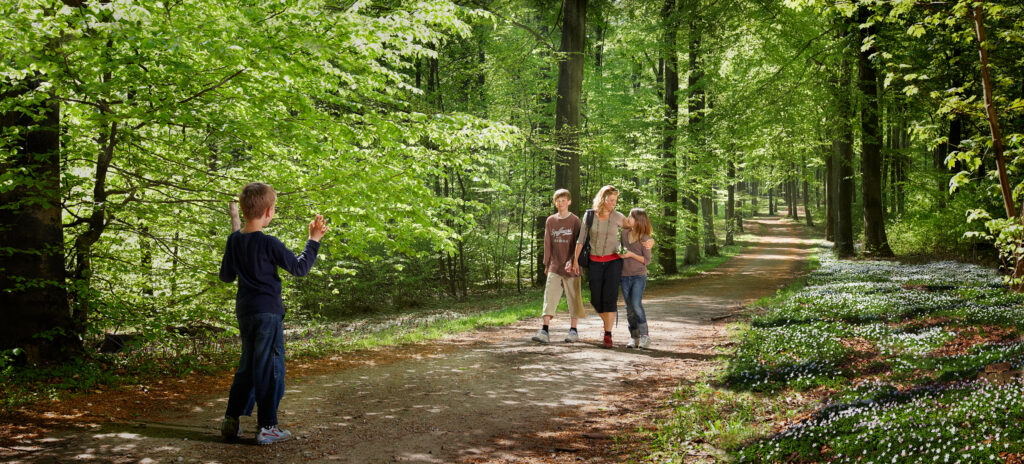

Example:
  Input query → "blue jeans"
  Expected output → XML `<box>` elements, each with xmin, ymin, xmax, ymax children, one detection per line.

<box><xmin>225</xmin><ymin>312</ymin><xmax>285</xmax><ymax>428</ymax></box>
<box><xmin>621</xmin><ymin>275</ymin><xmax>648</xmax><ymax>338</ymax></box>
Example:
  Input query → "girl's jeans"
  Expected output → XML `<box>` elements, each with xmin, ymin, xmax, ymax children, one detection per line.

<box><xmin>621</xmin><ymin>275</ymin><xmax>648</xmax><ymax>339</ymax></box>
<box><xmin>225</xmin><ymin>312</ymin><xmax>285</xmax><ymax>428</ymax></box>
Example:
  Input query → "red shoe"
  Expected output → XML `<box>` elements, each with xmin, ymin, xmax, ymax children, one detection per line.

<box><xmin>602</xmin><ymin>333</ymin><xmax>613</xmax><ymax>348</ymax></box>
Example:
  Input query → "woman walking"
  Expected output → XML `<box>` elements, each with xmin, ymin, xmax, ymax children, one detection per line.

<box><xmin>573</xmin><ymin>185</ymin><xmax>625</xmax><ymax>348</ymax></box>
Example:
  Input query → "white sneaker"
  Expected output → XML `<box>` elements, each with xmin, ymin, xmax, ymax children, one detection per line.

<box><xmin>256</xmin><ymin>425</ymin><xmax>292</xmax><ymax>445</ymax></box>
<box><xmin>564</xmin><ymin>329</ymin><xmax>579</xmax><ymax>343</ymax></box>
<box><xmin>625</xmin><ymin>338</ymin><xmax>637</xmax><ymax>349</ymax></box>
<box><xmin>531</xmin><ymin>329</ymin><xmax>550</xmax><ymax>343</ymax></box>
<box><xmin>638</xmin><ymin>335</ymin><xmax>651</xmax><ymax>349</ymax></box>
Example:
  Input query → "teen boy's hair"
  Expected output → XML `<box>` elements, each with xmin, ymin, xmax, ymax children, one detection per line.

<box><xmin>553</xmin><ymin>189</ymin><xmax>571</xmax><ymax>202</ymax></box>
<box><xmin>239</xmin><ymin>182</ymin><xmax>277</xmax><ymax>220</ymax></box>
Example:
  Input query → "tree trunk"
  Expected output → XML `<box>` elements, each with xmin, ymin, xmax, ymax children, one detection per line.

<box><xmin>802</xmin><ymin>156</ymin><xmax>814</xmax><ymax>227</ymax></box>
<box><xmin>832</xmin><ymin>45</ymin><xmax>856</xmax><ymax>258</ymax></box>
<box><xmin>701</xmin><ymin>196</ymin><xmax>718</xmax><ymax>256</ymax></box>
<box><xmin>658</xmin><ymin>0</ymin><xmax>680</xmax><ymax>273</ymax></box>
<box><xmin>970</xmin><ymin>5</ymin><xmax>1014</xmax><ymax>219</ymax></box>
<box><xmin>0</xmin><ymin>82</ymin><xmax>80</xmax><ymax>363</ymax></box>
<box><xmin>857</xmin><ymin>7</ymin><xmax>893</xmax><ymax>257</ymax></box>
<box><xmin>554</xmin><ymin>0</ymin><xmax>587</xmax><ymax>216</ymax></box>
<box><xmin>535</xmin><ymin>214</ymin><xmax>546</xmax><ymax>286</ymax></box>
<box><xmin>970</xmin><ymin>4</ymin><xmax>1023</xmax><ymax>287</ymax></box>
<box><xmin>791</xmin><ymin>177</ymin><xmax>799</xmax><ymax>220</ymax></box>
<box><xmin>726</xmin><ymin>158</ymin><xmax>735</xmax><ymax>246</ymax></box>
<box><xmin>896</xmin><ymin>118</ymin><xmax>907</xmax><ymax>216</ymax></box>
<box><xmin>825</xmin><ymin>152</ymin><xmax>835</xmax><ymax>241</ymax></box>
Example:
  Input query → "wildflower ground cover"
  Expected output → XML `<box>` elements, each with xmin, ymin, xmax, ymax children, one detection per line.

<box><xmin>646</xmin><ymin>249</ymin><xmax>1024</xmax><ymax>463</ymax></box>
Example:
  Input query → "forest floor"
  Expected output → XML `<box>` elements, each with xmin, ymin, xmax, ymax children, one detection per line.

<box><xmin>1</xmin><ymin>216</ymin><xmax>816</xmax><ymax>464</ymax></box>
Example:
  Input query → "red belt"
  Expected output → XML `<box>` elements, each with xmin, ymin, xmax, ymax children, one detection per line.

<box><xmin>590</xmin><ymin>253</ymin><xmax>621</xmax><ymax>263</ymax></box>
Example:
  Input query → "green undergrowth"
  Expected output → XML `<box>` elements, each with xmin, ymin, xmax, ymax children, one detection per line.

<box><xmin>2</xmin><ymin>240</ymin><xmax>751</xmax><ymax>412</ymax></box>
<box><xmin>641</xmin><ymin>246</ymin><xmax>1024</xmax><ymax>464</ymax></box>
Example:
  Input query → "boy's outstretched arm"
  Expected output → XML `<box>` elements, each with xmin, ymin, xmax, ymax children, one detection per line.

<box><xmin>273</xmin><ymin>214</ymin><xmax>328</xmax><ymax>277</ymax></box>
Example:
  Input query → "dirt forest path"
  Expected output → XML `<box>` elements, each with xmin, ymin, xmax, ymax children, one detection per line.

<box><xmin>6</xmin><ymin>217</ymin><xmax>816</xmax><ymax>464</ymax></box>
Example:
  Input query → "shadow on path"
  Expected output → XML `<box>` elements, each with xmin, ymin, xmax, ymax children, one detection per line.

<box><xmin>2</xmin><ymin>216</ymin><xmax>816</xmax><ymax>464</ymax></box>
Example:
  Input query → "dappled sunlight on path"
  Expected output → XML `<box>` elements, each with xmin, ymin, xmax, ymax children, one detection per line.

<box><xmin>2</xmin><ymin>216</ymin><xmax>815</xmax><ymax>464</ymax></box>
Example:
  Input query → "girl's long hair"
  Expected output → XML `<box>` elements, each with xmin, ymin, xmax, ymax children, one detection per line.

<box><xmin>591</xmin><ymin>185</ymin><xmax>618</xmax><ymax>215</ymax></box>
<box><xmin>628</xmin><ymin>208</ymin><xmax>653</xmax><ymax>243</ymax></box>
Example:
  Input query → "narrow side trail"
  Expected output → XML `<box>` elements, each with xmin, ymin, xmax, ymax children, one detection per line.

<box><xmin>4</xmin><ymin>217</ymin><xmax>815</xmax><ymax>464</ymax></box>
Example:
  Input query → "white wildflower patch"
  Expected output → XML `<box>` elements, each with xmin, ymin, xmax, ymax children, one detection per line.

<box><xmin>731</xmin><ymin>249</ymin><xmax>1024</xmax><ymax>462</ymax></box>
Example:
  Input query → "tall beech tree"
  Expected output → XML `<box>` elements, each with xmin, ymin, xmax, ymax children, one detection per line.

<box><xmin>682</xmin><ymin>10</ymin><xmax>704</xmax><ymax>265</ymax></box>
<box><xmin>554</xmin><ymin>0</ymin><xmax>587</xmax><ymax>215</ymax></box>
<box><xmin>831</xmin><ymin>50</ymin><xmax>856</xmax><ymax>258</ymax></box>
<box><xmin>856</xmin><ymin>6</ymin><xmax>893</xmax><ymax>257</ymax></box>
<box><xmin>658</xmin><ymin>0</ymin><xmax>680</xmax><ymax>274</ymax></box>
<box><xmin>0</xmin><ymin>81</ymin><xmax>80</xmax><ymax>363</ymax></box>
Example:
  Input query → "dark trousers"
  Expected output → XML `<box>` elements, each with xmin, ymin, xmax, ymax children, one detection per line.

<box><xmin>226</xmin><ymin>312</ymin><xmax>285</xmax><ymax>428</ymax></box>
<box><xmin>588</xmin><ymin>258</ymin><xmax>623</xmax><ymax>313</ymax></box>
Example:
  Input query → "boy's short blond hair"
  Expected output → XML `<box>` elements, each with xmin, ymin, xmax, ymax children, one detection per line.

<box><xmin>239</xmin><ymin>182</ymin><xmax>277</xmax><ymax>220</ymax></box>
<box><xmin>553</xmin><ymin>189</ymin><xmax>571</xmax><ymax>202</ymax></box>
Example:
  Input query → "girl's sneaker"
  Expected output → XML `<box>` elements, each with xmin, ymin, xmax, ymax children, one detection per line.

<box><xmin>638</xmin><ymin>335</ymin><xmax>651</xmax><ymax>349</ymax></box>
<box><xmin>256</xmin><ymin>425</ymin><xmax>292</xmax><ymax>445</ymax></box>
<box><xmin>625</xmin><ymin>338</ymin><xmax>637</xmax><ymax>349</ymax></box>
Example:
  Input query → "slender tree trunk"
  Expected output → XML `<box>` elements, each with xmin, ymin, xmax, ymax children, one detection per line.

<box><xmin>825</xmin><ymin>152</ymin><xmax>835</xmax><ymax>241</ymax></box>
<box><xmin>882</xmin><ymin>120</ymin><xmax>891</xmax><ymax>215</ymax></box>
<box><xmin>659</xmin><ymin>0</ymin><xmax>679</xmax><ymax>273</ymax></box>
<box><xmin>970</xmin><ymin>5</ymin><xmax>1015</xmax><ymax>219</ymax></box>
<box><xmin>802</xmin><ymin>156</ymin><xmax>814</xmax><ymax>226</ymax></box>
<box><xmin>0</xmin><ymin>81</ymin><xmax>80</xmax><ymax>363</ymax></box>
<box><xmin>701</xmin><ymin>196</ymin><xmax>718</xmax><ymax>256</ymax></box>
<box><xmin>681</xmin><ymin>12</ymin><xmax>702</xmax><ymax>266</ymax></box>
<box><xmin>726</xmin><ymin>158</ymin><xmax>735</xmax><ymax>246</ymax></box>
<box><xmin>897</xmin><ymin>118</ymin><xmax>907</xmax><ymax>216</ymax></box>
<box><xmin>857</xmin><ymin>7</ymin><xmax>893</xmax><ymax>257</ymax></box>
<box><xmin>970</xmin><ymin>4</ymin><xmax>1023</xmax><ymax>287</ymax></box>
<box><xmin>535</xmin><ymin>215</ymin><xmax>546</xmax><ymax>286</ymax></box>
<box><xmin>554</xmin><ymin>0</ymin><xmax>587</xmax><ymax>215</ymax></box>
<box><xmin>791</xmin><ymin>177</ymin><xmax>799</xmax><ymax>220</ymax></box>
<box><xmin>768</xmin><ymin>187</ymin><xmax>775</xmax><ymax>216</ymax></box>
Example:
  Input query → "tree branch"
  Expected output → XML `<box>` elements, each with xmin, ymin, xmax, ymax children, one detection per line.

<box><xmin>177</xmin><ymin>68</ymin><xmax>247</xmax><ymax>106</ymax></box>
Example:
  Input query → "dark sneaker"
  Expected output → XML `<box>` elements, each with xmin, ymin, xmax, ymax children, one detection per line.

<box><xmin>531</xmin><ymin>329</ymin><xmax>550</xmax><ymax>343</ymax></box>
<box><xmin>256</xmin><ymin>425</ymin><xmax>292</xmax><ymax>445</ymax></box>
<box><xmin>602</xmin><ymin>333</ymin><xmax>613</xmax><ymax>348</ymax></box>
<box><xmin>220</xmin><ymin>415</ymin><xmax>241</xmax><ymax>441</ymax></box>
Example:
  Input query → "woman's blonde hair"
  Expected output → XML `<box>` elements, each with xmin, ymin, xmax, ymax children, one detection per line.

<box><xmin>591</xmin><ymin>185</ymin><xmax>619</xmax><ymax>215</ymax></box>
<box><xmin>628</xmin><ymin>208</ymin><xmax>653</xmax><ymax>243</ymax></box>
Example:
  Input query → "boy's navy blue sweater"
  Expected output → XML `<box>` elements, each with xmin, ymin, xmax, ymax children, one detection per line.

<box><xmin>219</xmin><ymin>230</ymin><xmax>320</xmax><ymax>316</ymax></box>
